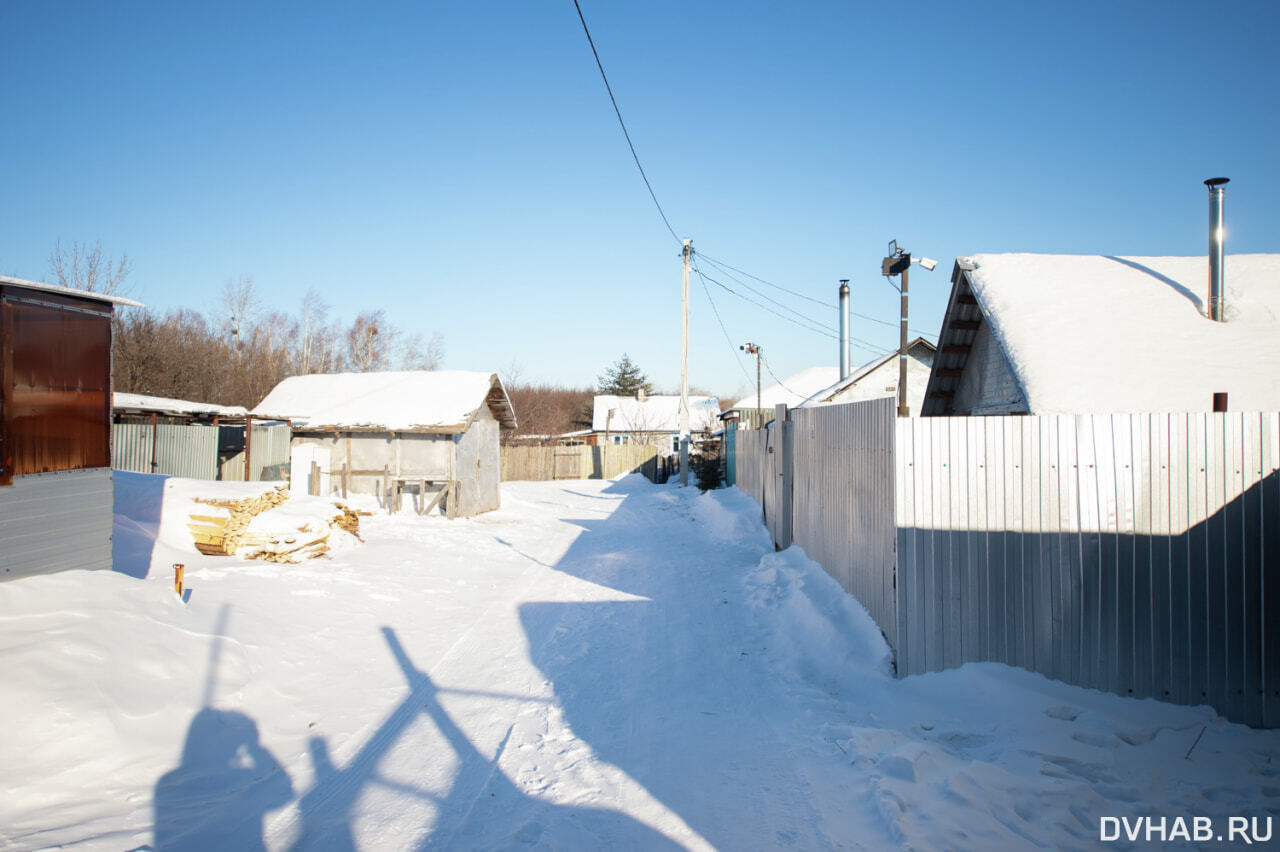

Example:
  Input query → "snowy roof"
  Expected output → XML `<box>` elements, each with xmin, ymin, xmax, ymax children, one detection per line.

<box><xmin>592</xmin><ymin>395</ymin><xmax>721</xmax><ymax>432</ymax></box>
<box><xmin>0</xmin><ymin>275</ymin><xmax>144</xmax><ymax>308</ymax></box>
<box><xmin>928</xmin><ymin>254</ymin><xmax>1280</xmax><ymax>414</ymax></box>
<box><xmin>114</xmin><ymin>392</ymin><xmax>248</xmax><ymax>419</ymax></box>
<box><xmin>799</xmin><ymin>339</ymin><xmax>936</xmax><ymax>408</ymax></box>
<box><xmin>731</xmin><ymin>366</ymin><xmax>840</xmax><ymax>409</ymax></box>
<box><xmin>252</xmin><ymin>371</ymin><xmax>516</xmax><ymax>432</ymax></box>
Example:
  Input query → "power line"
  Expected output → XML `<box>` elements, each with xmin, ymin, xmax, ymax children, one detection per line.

<box><xmin>698</xmin><ymin>253</ymin><xmax>829</xmax><ymax>307</ymax></box>
<box><xmin>760</xmin><ymin>355</ymin><xmax>800</xmax><ymax>397</ymax></box>
<box><xmin>698</xmin><ymin>257</ymin><xmax>841</xmax><ymax>335</ymax></box>
<box><xmin>694</xmin><ymin>262</ymin><xmax>840</xmax><ymax>342</ymax></box>
<box><xmin>692</xmin><ymin>266</ymin><xmax>756</xmax><ymax>385</ymax></box>
<box><xmin>572</xmin><ymin>0</ymin><xmax>680</xmax><ymax>244</ymax></box>
<box><xmin>701</xmin><ymin>252</ymin><xmax>937</xmax><ymax>339</ymax></box>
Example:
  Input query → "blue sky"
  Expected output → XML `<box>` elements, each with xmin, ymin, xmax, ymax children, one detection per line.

<box><xmin>2</xmin><ymin>1</ymin><xmax>1277</xmax><ymax>402</ymax></box>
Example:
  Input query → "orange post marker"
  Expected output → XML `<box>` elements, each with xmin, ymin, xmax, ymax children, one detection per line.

<box><xmin>174</xmin><ymin>563</ymin><xmax>185</xmax><ymax>597</ymax></box>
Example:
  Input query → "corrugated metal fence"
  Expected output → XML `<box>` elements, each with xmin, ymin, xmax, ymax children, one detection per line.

<box><xmin>736</xmin><ymin>399</ymin><xmax>1280</xmax><ymax>728</ymax></box>
<box><xmin>114</xmin><ymin>422</ymin><xmax>292</xmax><ymax>481</ymax></box>
<box><xmin>113</xmin><ymin>423</ymin><xmax>219</xmax><ymax>479</ymax></box>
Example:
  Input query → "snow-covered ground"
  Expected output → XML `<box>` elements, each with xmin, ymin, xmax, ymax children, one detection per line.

<box><xmin>3</xmin><ymin>473</ymin><xmax>1278</xmax><ymax>850</ymax></box>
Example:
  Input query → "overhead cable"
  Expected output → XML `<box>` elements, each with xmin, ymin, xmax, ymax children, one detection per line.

<box><xmin>572</xmin><ymin>0</ymin><xmax>680</xmax><ymax>243</ymax></box>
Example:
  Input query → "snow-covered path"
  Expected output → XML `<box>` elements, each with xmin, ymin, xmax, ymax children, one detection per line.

<box><xmin>3</xmin><ymin>474</ymin><xmax>1279</xmax><ymax>850</ymax></box>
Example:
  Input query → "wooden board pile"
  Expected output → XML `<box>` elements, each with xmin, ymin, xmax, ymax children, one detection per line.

<box><xmin>186</xmin><ymin>486</ymin><xmax>366</xmax><ymax>563</ymax></box>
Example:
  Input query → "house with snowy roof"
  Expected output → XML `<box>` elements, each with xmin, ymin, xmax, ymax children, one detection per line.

<box><xmin>922</xmin><ymin>254</ymin><xmax>1280</xmax><ymax>416</ymax></box>
<box><xmin>591</xmin><ymin>393</ymin><xmax>721</xmax><ymax>454</ymax></box>
<box><xmin>253</xmin><ymin>371</ymin><xmax>516</xmax><ymax>518</ymax></box>
<box><xmin>798</xmin><ymin>339</ymin><xmax>936</xmax><ymax>412</ymax></box>
<box><xmin>725</xmin><ymin>366</ymin><xmax>841</xmax><ymax>428</ymax></box>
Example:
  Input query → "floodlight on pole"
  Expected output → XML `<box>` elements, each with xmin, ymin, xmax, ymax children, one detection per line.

<box><xmin>740</xmin><ymin>342</ymin><xmax>762</xmax><ymax>417</ymax></box>
<box><xmin>881</xmin><ymin>240</ymin><xmax>936</xmax><ymax>417</ymax></box>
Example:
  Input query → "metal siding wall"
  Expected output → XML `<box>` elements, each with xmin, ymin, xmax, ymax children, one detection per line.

<box><xmin>0</xmin><ymin>468</ymin><xmax>113</xmax><ymax>579</ymax></box>
<box><xmin>789</xmin><ymin>398</ymin><xmax>897</xmax><ymax>650</ymax></box>
<box><xmin>892</xmin><ymin>411</ymin><xmax>1279</xmax><ymax>727</ymax></box>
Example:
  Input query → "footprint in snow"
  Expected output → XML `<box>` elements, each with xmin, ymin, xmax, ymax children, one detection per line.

<box><xmin>1043</xmin><ymin>705</ymin><xmax>1080</xmax><ymax>722</ymax></box>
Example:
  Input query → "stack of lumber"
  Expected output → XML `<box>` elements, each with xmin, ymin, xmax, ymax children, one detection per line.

<box><xmin>188</xmin><ymin>485</ymin><xmax>291</xmax><ymax>556</ymax></box>
<box><xmin>186</xmin><ymin>486</ymin><xmax>366</xmax><ymax>563</ymax></box>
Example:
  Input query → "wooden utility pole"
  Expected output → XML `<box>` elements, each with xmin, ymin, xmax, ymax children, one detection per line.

<box><xmin>679</xmin><ymin>239</ymin><xmax>692</xmax><ymax>486</ymax></box>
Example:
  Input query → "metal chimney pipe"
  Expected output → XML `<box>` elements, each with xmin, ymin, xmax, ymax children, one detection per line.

<box><xmin>1205</xmin><ymin>177</ymin><xmax>1229</xmax><ymax>321</ymax></box>
<box><xmin>838</xmin><ymin>280</ymin><xmax>850</xmax><ymax>380</ymax></box>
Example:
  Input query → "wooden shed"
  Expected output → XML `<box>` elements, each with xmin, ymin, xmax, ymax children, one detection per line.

<box><xmin>0</xmin><ymin>275</ymin><xmax>142</xmax><ymax>579</ymax></box>
<box><xmin>252</xmin><ymin>371</ymin><xmax>516</xmax><ymax>518</ymax></box>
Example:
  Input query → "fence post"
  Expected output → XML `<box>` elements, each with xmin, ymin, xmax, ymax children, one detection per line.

<box><xmin>776</xmin><ymin>403</ymin><xmax>793</xmax><ymax>549</ymax></box>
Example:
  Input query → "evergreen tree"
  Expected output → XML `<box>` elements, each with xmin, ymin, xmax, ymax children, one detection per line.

<box><xmin>597</xmin><ymin>354</ymin><xmax>654</xmax><ymax>397</ymax></box>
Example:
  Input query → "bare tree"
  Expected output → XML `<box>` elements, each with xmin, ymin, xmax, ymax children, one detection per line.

<box><xmin>345</xmin><ymin>310</ymin><xmax>392</xmax><ymax>372</ymax></box>
<box><xmin>295</xmin><ymin>289</ymin><xmax>340</xmax><ymax>374</ymax></box>
<box><xmin>216</xmin><ymin>275</ymin><xmax>260</xmax><ymax>363</ymax></box>
<box><xmin>399</xmin><ymin>330</ymin><xmax>445</xmax><ymax>371</ymax></box>
<box><xmin>49</xmin><ymin>239</ymin><xmax>133</xmax><ymax>294</ymax></box>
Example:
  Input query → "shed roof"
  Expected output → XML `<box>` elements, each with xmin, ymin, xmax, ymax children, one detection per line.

<box><xmin>114</xmin><ymin>392</ymin><xmax>248</xmax><ymax>419</ymax></box>
<box><xmin>591</xmin><ymin>395</ymin><xmax>721</xmax><ymax>432</ymax></box>
<box><xmin>0</xmin><ymin>275</ymin><xmax>144</xmax><ymax>308</ymax></box>
<box><xmin>252</xmin><ymin>371</ymin><xmax>517</xmax><ymax>432</ymax></box>
<box><xmin>730</xmin><ymin>366</ymin><xmax>840</xmax><ymax>410</ymax></box>
<box><xmin>799</xmin><ymin>339</ymin><xmax>936</xmax><ymax>407</ymax></box>
<box><xmin>925</xmin><ymin>253</ymin><xmax>1280</xmax><ymax>414</ymax></box>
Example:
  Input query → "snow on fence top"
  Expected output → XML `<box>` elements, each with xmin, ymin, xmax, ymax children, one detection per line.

<box><xmin>591</xmin><ymin>394</ymin><xmax>721</xmax><ymax>433</ymax></box>
<box><xmin>965</xmin><ymin>253</ymin><xmax>1280</xmax><ymax>413</ymax></box>
<box><xmin>252</xmin><ymin>371</ymin><xmax>516</xmax><ymax>432</ymax></box>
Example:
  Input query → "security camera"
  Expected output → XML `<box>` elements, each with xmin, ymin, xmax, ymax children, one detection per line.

<box><xmin>916</xmin><ymin>257</ymin><xmax>938</xmax><ymax>271</ymax></box>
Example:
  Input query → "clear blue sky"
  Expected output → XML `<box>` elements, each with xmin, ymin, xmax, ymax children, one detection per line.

<box><xmin>3</xmin><ymin>1</ymin><xmax>1277</xmax><ymax>403</ymax></box>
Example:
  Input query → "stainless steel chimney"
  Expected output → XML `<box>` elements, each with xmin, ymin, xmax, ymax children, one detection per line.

<box><xmin>838</xmin><ymin>280</ymin><xmax>850</xmax><ymax>380</ymax></box>
<box><xmin>1205</xmin><ymin>177</ymin><xmax>1229</xmax><ymax>321</ymax></box>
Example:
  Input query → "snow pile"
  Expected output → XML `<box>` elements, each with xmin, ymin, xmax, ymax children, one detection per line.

<box><xmin>688</xmin><ymin>486</ymin><xmax>771</xmax><ymax>546</ymax></box>
<box><xmin>743</xmin><ymin>547</ymin><xmax>894</xmax><ymax>690</ymax></box>
<box><xmin>967</xmin><ymin>253</ymin><xmax>1280</xmax><ymax>412</ymax></box>
<box><xmin>252</xmin><ymin>370</ymin><xmax>509</xmax><ymax>430</ymax></box>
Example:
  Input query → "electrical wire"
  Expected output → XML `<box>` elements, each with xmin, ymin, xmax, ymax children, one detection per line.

<box><xmin>572</xmin><ymin>0</ymin><xmax>680</xmax><ymax>244</ymax></box>
<box><xmin>694</xmin><ymin>263</ymin><xmax>840</xmax><ymax>342</ymax></box>
<box><xmin>692</xmin><ymin>266</ymin><xmax>756</xmax><ymax>386</ymax></box>
<box><xmin>760</xmin><ymin>355</ymin><xmax>800</xmax><ymax>397</ymax></box>
<box><xmin>696</xmin><ymin>257</ymin><xmax>841</xmax><ymax>335</ymax></box>
<box><xmin>698</xmin><ymin>253</ymin><xmax>829</xmax><ymax>307</ymax></box>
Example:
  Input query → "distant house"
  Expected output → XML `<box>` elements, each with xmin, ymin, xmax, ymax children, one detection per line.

<box><xmin>591</xmin><ymin>394</ymin><xmax>721</xmax><ymax>453</ymax></box>
<box><xmin>1</xmin><ymin>276</ymin><xmax>142</xmax><ymax>580</ymax></box>
<box><xmin>727</xmin><ymin>367</ymin><xmax>841</xmax><ymax>428</ymax></box>
<box><xmin>253</xmin><ymin>371</ymin><xmax>516</xmax><ymax>518</ymax></box>
<box><xmin>923</xmin><ymin>254</ymin><xmax>1280</xmax><ymax>415</ymax></box>
<box><xmin>799</xmin><ymin>339</ymin><xmax>936</xmax><ymax>413</ymax></box>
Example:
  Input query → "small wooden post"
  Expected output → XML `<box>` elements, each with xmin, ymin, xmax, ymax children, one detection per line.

<box><xmin>383</xmin><ymin>465</ymin><xmax>391</xmax><ymax>513</ymax></box>
<box><xmin>244</xmin><ymin>414</ymin><xmax>254</xmax><ymax>481</ymax></box>
<box><xmin>173</xmin><ymin>563</ymin><xmax>184</xmax><ymax>597</ymax></box>
<box><xmin>342</xmin><ymin>461</ymin><xmax>349</xmax><ymax>499</ymax></box>
<box><xmin>310</xmin><ymin>461</ymin><xmax>321</xmax><ymax>496</ymax></box>
<box><xmin>150</xmin><ymin>412</ymin><xmax>159</xmax><ymax>472</ymax></box>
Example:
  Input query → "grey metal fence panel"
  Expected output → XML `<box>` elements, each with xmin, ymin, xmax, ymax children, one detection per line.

<box><xmin>113</xmin><ymin>423</ymin><xmax>217</xmax><ymax>479</ymax></box>
<box><xmin>733</xmin><ymin>403</ymin><xmax>1278</xmax><ymax>726</ymax></box>
<box><xmin>789</xmin><ymin>398</ymin><xmax>897</xmax><ymax>651</ymax></box>
<box><xmin>891</xmin><ymin>411</ymin><xmax>1279</xmax><ymax>727</ymax></box>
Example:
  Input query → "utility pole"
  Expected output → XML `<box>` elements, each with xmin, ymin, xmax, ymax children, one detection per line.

<box><xmin>740</xmin><ymin>342</ymin><xmax>762</xmax><ymax>422</ymax></box>
<box><xmin>881</xmin><ymin>241</ymin><xmax>936</xmax><ymax>418</ymax></box>
<box><xmin>679</xmin><ymin>238</ymin><xmax>692</xmax><ymax>486</ymax></box>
